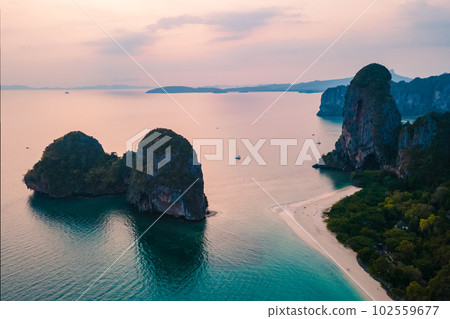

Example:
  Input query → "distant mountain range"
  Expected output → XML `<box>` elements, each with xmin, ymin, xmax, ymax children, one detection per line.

<box><xmin>145</xmin><ymin>70</ymin><xmax>411</xmax><ymax>94</ymax></box>
<box><xmin>3</xmin><ymin>70</ymin><xmax>411</xmax><ymax>93</ymax></box>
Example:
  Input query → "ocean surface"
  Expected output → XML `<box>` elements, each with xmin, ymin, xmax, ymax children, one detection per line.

<box><xmin>1</xmin><ymin>90</ymin><xmax>364</xmax><ymax>300</ymax></box>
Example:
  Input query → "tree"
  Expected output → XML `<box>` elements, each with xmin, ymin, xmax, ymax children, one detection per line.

<box><xmin>370</xmin><ymin>256</ymin><xmax>391</xmax><ymax>279</ymax></box>
<box><xmin>427</xmin><ymin>262</ymin><xmax>450</xmax><ymax>300</ymax></box>
<box><xmin>357</xmin><ymin>247</ymin><xmax>379</xmax><ymax>264</ymax></box>
<box><xmin>419</xmin><ymin>214</ymin><xmax>436</xmax><ymax>233</ymax></box>
<box><xmin>406</xmin><ymin>281</ymin><xmax>426</xmax><ymax>300</ymax></box>
<box><xmin>396</xmin><ymin>240</ymin><xmax>416</xmax><ymax>264</ymax></box>
<box><xmin>383</xmin><ymin>228</ymin><xmax>415</xmax><ymax>250</ymax></box>
<box><xmin>346</xmin><ymin>235</ymin><xmax>376</xmax><ymax>251</ymax></box>
<box><xmin>404</xmin><ymin>204</ymin><xmax>433</xmax><ymax>230</ymax></box>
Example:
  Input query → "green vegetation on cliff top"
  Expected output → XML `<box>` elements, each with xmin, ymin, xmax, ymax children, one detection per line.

<box><xmin>24</xmin><ymin>131</ymin><xmax>128</xmax><ymax>197</ymax></box>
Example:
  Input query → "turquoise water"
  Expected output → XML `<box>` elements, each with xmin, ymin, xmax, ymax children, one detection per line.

<box><xmin>1</xmin><ymin>90</ymin><xmax>363</xmax><ymax>300</ymax></box>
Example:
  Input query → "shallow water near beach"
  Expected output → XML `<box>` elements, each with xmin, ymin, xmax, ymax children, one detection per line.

<box><xmin>1</xmin><ymin>90</ymin><xmax>364</xmax><ymax>300</ymax></box>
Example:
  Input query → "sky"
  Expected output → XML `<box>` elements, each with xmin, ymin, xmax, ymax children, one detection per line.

<box><xmin>2</xmin><ymin>0</ymin><xmax>450</xmax><ymax>87</ymax></box>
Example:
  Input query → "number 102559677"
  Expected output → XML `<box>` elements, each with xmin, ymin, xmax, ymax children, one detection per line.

<box><xmin>373</xmin><ymin>305</ymin><xmax>439</xmax><ymax>316</ymax></box>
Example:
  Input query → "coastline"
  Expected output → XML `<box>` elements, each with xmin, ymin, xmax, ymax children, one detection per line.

<box><xmin>273</xmin><ymin>186</ymin><xmax>392</xmax><ymax>301</ymax></box>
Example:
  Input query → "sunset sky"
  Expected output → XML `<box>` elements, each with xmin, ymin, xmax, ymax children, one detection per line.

<box><xmin>3</xmin><ymin>0</ymin><xmax>450</xmax><ymax>87</ymax></box>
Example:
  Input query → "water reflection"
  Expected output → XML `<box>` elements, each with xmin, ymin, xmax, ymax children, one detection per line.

<box><xmin>317</xmin><ymin>169</ymin><xmax>352</xmax><ymax>189</ymax></box>
<box><xmin>131</xmin><ymin>215</ymin><xmax>208</xmax><ymax>295</ymax></box>
<box><xmin>28</xmin><ymin>193</ymin><xmax>207</xmax><ymax>298</ymax></box>
<box><xmin>28</xmin><ymin>193</ymin><xmax>131</xmax><ymax>231</ymax></box>
<box><xmin>319</xmin><ymin>116</ymin><xmax>343</xmax><ymax>125</ymax></box>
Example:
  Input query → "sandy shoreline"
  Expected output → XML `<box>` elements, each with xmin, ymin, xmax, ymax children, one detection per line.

<box><xmin>273</xmin><ymin>186</ymin><xmax>391</xmax><ymax>301</ymax></box>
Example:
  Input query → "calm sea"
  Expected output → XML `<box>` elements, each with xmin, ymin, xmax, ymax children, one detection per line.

<box><xmin>1</xmin><ymin>90</ymin><xmax>363</xmax><ymax>300</ymax></box>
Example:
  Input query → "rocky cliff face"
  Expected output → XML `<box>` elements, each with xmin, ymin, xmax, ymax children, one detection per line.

<box><xmin>396</xmin><ymin>112</ymin><xmax>450</xmax><ymax>179</ymax></box>
<box><xmin>321</xmin><ymin>64</ymin><xmax>402</xmax><ymax>171</ymax></box>
<box><xmin>319</xmin><ymin>64</ymin><xmax>450</xmax><ymax>178</ymax></box>
<box><xmin>317</xmin><ymin>85</ymin><xmax>348</xmax><ymax>116</ymax></box>
<box><xmin>24</xmin><ymin>131</ymin><xmax>128</xmax><ymax>197</ymax></box>
<box><xmin>391</xmin><ymin>74</ymin><xmax>450</xmax><ymax>116</ymax></box>
<box><xmin>126</xmin><ymin>128</ymin><xmax>208</xmax><ymax>221</ymax></box>
<box><xmin>317</xmin><ymin>73</ymin><xmax>450</xmax><ymax>117</ymax></box>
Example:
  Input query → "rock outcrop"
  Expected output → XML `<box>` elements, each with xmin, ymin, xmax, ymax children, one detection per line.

<box><xmin>317</xmin><ymin>85</ymin><xmax>348</xmax><ymax>116</ymax></box>
<box><xmin>317</xmin><ymin>73</ymin><xmax>450</xmax><ymax>117</ymax></box>
<box><xmin>391</xmin><ymin>74</ymin><xmax>450</xmax><ymax>116</ymax></box>
<box><xmin>24</xmin><ymin>131</ymin><xmax>128</xmax><ymax>197</ymax></box>
<box><xmin>24</xmin><ymin>129</ymin><xmax>208</xmax><ymax>221</ymax></box>
<box><xmin>396</xmin><ymin>112</ymin><xmax>450</xmax><ymax>179</ymax></box>
<box><xmin>318</xmin><ymin>64</ymin><xmax>450</xmax><ymax>179</ymax></box>
<box><xmin>321</xmin><ymin>64</ymin><xmax>402</xmax><ymax>171</ymax></box>
<box><xmin>126</xmin><ymin>128</ymin><xmax>208</xmax><ymax>221</ymax></box>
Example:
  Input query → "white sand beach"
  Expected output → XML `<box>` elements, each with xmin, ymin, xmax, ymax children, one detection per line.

<box><xmin>273</xmin><ymin>186</ymin><xmax>392</xmax><ymax>301</ymax></box>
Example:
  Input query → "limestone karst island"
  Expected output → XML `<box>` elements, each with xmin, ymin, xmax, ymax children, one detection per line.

<box><xmin>24</xmin><ymin>129</ymin><xmax>208</xmax><ymax>221</ymax></box>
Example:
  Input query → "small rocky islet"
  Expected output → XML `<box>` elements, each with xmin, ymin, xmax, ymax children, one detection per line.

<box><xmin>24</xmin><ymin>129</ymin><xmax>208</xmax><ymax>221</ymax></box>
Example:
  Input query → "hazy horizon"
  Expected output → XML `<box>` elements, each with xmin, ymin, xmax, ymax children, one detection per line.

<box><xmin>2</xmin><ymin>67</ymin><xmax>419</xmax><ymax>89</ymax></box>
